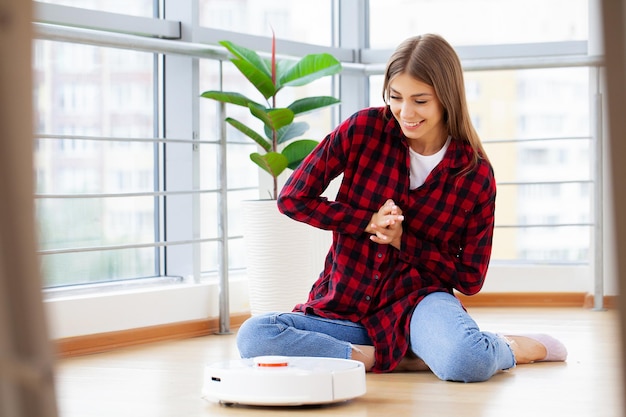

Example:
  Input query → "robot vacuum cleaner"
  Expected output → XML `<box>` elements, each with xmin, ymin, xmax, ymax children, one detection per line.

<box><xmin>202</xmin><ymin>355</ymin><xmax>366</xmax><ymax>406</ymax></box>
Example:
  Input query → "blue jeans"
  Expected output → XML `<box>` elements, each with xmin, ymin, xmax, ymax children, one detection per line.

<box><xmin>236</xmin><ymin>292</ymin><xmax>516</xmax><ymax>382</ymax></box>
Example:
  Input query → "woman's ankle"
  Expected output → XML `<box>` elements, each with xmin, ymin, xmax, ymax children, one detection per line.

<box><xmin>504</xmin><ymin>335</ymin><xmax>548</xmax><ymax>364</ymax></box>
<box><xmin>351</xmin><ymin>344</ymin><xmax>375</xmax><ymax>371</ymax></box>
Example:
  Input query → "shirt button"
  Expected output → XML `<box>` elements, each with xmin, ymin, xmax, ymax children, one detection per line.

<box><xmin>374</xmin><ymin>274</ymin><xmax>379</xmax><ymax>280</ymax></box>
<box><xmin>365</xmin><ymin>295</ymin><xmax>371</xmax><ymax>301</ymax></box>
<box><xmin>377</xmin><ymin>253</ymin><xmax>383</xmax><ymax>259</ymax></box>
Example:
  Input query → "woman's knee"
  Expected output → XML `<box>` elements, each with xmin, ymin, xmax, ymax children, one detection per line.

<box><xmin>411</xmin><ymin>292</ymin><xmax>499</xmax><ymax>382</ymax></box>
<box><xmin>236</xmin><ymin>313</ymin><xmax>279</xmax><ymax>358</ymax></box>
<box><xmin>432</xmin><ymin>347</ymin><xmax>498</xmax><ymax>382</ymax></box>
<box><xmin>419</xmin><ymin>335</ymin><xmax>500</xmax><ymax>382</ymax></box>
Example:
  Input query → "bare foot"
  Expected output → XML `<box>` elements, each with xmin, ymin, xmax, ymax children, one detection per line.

<box><xmin>505</xmin><ymin>335</ymin><xmax>548</xmax><ymax>364</ymax></box>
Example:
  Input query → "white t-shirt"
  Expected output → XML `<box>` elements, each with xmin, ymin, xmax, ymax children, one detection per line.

<box><xmin>408</xmin><ymin>136</ymin><xmax>452</xmax><ymax>190</ymax></box>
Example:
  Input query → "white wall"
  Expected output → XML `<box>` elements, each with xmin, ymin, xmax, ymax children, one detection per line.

<box><xmin>45</xmin><ymin>276</ymin><xmax>250</xmax><ymax>339</ymax></box>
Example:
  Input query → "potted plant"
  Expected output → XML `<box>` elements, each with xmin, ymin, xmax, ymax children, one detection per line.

<box><xmin>201</xmin><ymin>36</ymin><xmax>342</xmax><ymax>315</ymax></box>
<box><xmin>201</xmin><ymin>36</ymin><xmax>342</xmax><ymax>200</ymax></box>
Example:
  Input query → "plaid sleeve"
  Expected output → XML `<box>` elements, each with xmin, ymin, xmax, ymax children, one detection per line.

<box><xmin>277</xmin><ymin>109</ymin><xmax>383</xmax><ymax>237</ymax></box>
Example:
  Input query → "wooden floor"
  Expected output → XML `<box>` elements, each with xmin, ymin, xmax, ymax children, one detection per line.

<box><xmin>54</xmin><ymin>307</ymin><xmax>623</xmax><ymax>417</ymax></box>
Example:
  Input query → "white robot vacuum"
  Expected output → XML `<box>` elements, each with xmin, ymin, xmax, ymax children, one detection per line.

<box><xmin>202</xmin><ymin>355</ymin><xmax>366</xmax><ymax>406</ymax></box>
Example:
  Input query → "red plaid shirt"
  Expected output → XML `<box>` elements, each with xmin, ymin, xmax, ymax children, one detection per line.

<box><xmin>277</xmin><ymin>107</ymin><xmax>496</xmax><ymax>372</ymax></box>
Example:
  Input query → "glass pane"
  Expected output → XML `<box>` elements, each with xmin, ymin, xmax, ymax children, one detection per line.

<box><xmin>474</xmin><ymin>68</ymin><xmax>591</xmax><ymax>263</ymax></box>
<box><xmin>200</xmin><ymin>193</ymin><xmax>219</xmax><ymax>241</ymax></box>
<box><xmin>496</xmin><ymin>183</ymin><xmax>591</xmax><ymax>225</ymax></box>
<box><xmin>368</xmin><ymin>0</ymin><xmax>588</xmax><ymax>48</ymax></box>
<box><xmin>41</xmin><ymin>248</ymin><xmax>156</xmax><ymax>287</ymax></box>
<box><xmin>199</xmin><ymin>0</ymin><xmax>333</xmax><ymax>46</ymax></box>
<box><xmin>493</xmin><ymin>226</ymin><xmax>590</xmax><ymax>262</ymax></box>
<box><xmin>484</xmin><ymin>139</ymin><xmax>591</xmax><ymax>184</ymax></box>
<box><xmin>199</xmin><ymin>238</ymin><xmax>247</xmax><ymax>277</ymax></box>
<box><xmin>38</xmin><ymin>0</ymin><xmax>155</xmax><ymax>17</ymax></box>
<box><xmin>369</xmin><ymin>67</ymin><xmax>592</xmax><ymax>263</ymax></box>
<box><xmin>34</xmin><ymin>40</ymin><xmax>156</xmax><ymax>287</ymax></box>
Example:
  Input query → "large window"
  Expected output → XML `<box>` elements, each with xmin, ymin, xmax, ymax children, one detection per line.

<box><xmin>34</xmin><ymin>1</ymin><xmax>340</xmax><ymax>288</ymax></box>
<box><xmin>34</xmin><ymin>0</ymin><xmax>599</xmax><ymax>294</ymax></box>
<box><xmin>34</xmin><ymin>41</ymin><xmax>157</xmax><ymax>286</ymax></box>
<box><xmin>472</xmin><ymin>67</ymin><xmax>591</xmax><ymax>263</ymax></box>
<box><xmin>371</xmin><ymin>65</ymin><xmax>592</xmax><ymax>263</ymax></box>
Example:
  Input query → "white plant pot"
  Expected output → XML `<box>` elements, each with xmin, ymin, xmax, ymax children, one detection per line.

<box><xmin>241</xmin><ymin>199</ymin><xmax>331</xmax><ymax>316</ymax></box>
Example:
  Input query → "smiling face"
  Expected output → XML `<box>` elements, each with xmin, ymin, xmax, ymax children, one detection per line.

<box><xmin>388</xmin><ymin>73</ymin><xmax>448</xmax><ymax>155</ymax></box>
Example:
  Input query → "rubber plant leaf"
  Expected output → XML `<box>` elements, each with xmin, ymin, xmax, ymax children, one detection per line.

<box><xmin>248</xmin><ymin>104</ymin><xmax>294</xmax><ymax>133</ymax></box>
<box><xmin>220</xmin><ymin>40</ymin><xmax>271</xmax><ymax>76</ymax></box>
<box><xmin>250</xmin><ymin>151</ymin><xmax>289</xmax><ymax>177</ymax></box>
<box><xmin>288</xmin><ymin>96</ymin><xmax>341</xmax><ymax>116</ymax></box>
<box><xmin>282</xmin><ymin>140</ymin><xmax>319</xmax><ymax>170</ymax></box>
<box><xmin>268</xmin><ymin>121</ymin><xmax>309</xmax><ymax>145</ymax></box>
<box><xmin>279</xmin><ymin>53</ymin><xmax>342</xmax><ymax>87</ymax></box>
<box><xmin>273</xmin><ymin>59</ymin><xmax>297</xmax><ymax>91</ymax></box>
<box><xmin>220</xmin><ymin>40</ymin><xmax>276</xmax><ymax>99</ymax></box>
<box><xmin>225</xmin><ymin>117</ymin><xmax>271</xmax><ymax>152</ymax></box>
<box><xmin>229</xmin><ymin>58</ymin><xmax>276</xmax><ymax>100</ymax></box>
<box><xmin>200</xmin><ymin>91</ymin><xmax>263</xmax><ymax>109</ymax></box>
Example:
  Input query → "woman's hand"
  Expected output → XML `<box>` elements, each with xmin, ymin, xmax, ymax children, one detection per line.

<box><xmin>366</xmin><ymin>199</ymin><xmax>404</xmax><ymax>249</ymax></box>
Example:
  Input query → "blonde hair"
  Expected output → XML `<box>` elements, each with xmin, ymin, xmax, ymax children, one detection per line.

<box><xmin>382</xmin><ymin>34</ymin><xmax>488</xmax><ymax>175</ymax></box>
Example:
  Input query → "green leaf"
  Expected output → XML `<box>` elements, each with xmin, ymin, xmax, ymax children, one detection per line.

<box><xmin>248</xmin><ymin>105</ymin><xmax>294</xmax><ymax>133</ymax></box>
<box><xmin>220</xmin><ymin>40</ymin><xmax>271</xmax><ymax>76</ymax></box>
<box><xmin>270</xmin><ymin>121</ymin><xmax>309</xmax><ymax>145</ymax></box>
<box><xmin>288</xmin><ymin>96</ymin><xmax>341</xmax><ymax>116</ymax></box>
<box><xmin>218</xmin><ymin>40</ymin><xmax>276</xmax><ymax>99</ymax></box>
<box><xmin>225</xmin><ymin>118</ymin><xmax>271</xmax><ymax>152</ymax></box>
<box><xmin>230</xmin><ymin>58</ymin><xmax>276</xmax><ymax>99</ymax></box>
<box><xmin>282</xmin><ymin>140</ymin><xmax>319</xmax><ymax>170</ymax></box>
<box><xmin>207</xmin><ymin>40</ymin><xmax>342</xmax><ymax>198</ymax></box>
<box><xmin>250</xmin><ymin>151</ymin><xmax>289</xmax><ymax>178</ymax></box>
<box><xmin>279</xmin><ymin>53</ymin><xmax>342</xmax><ymax>87</ymax></box>
<box><xmin>274</xmin><ymin>59</ymin><xmax>297</xmax><ymax>90</ymax></box>
<box><xmin>200</xmin><ymin>91</ymin><xmax>263</xmax><ymax>108</ymax></box>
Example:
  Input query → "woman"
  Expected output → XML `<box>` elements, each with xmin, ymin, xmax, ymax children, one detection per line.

<box><xmin>236</xmin><ymin>34</ymin><xmax>567</xmax><ymax>382</ymax></box>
